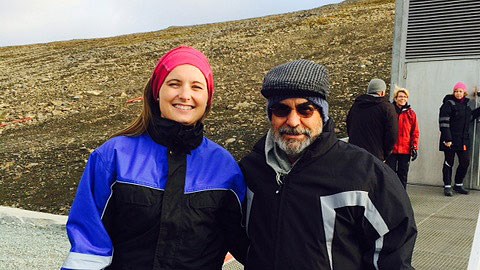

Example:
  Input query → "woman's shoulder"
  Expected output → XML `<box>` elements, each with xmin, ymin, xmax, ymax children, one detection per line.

<box><xmin>99</xmin><ymin>134</ymin><xmax>144</xmax><ymax>148</ymax></box>
<box><xmin>200</xmin><ymin>137</ymin><xmax>236</xmax><ymax>160</ymax></box>
<box><xmin>439</xmin><ymin>95</ymin><xmax>457</xmax><ymax>111</ymax></box>
<box><xmin>406</xmin><ymin>106</ymin><xmax>417</xmax><ymax>115</ymax></box>
<box><xmin>93</xmin><ymin>134</ymin><xmax>167</xmax><ymax>169</ymax></box>
<box><xmin>96</xmin><ymin>134</ymin><xmax>158</xmax><ymax>156</ymax></box>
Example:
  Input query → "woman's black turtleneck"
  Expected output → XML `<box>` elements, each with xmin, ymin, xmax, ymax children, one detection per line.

<box><xmin>147</xmin><ymin>117</ymin><xmax>204</xmax><ymax>154</ymax></box>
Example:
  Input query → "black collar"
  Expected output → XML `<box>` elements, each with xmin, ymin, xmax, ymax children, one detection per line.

<box><xmin>147</xmin><ymin>117</ymin><xmax>204</xmax><ymax>154</ymax></box>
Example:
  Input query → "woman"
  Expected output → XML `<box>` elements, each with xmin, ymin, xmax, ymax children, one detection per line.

<box><xmin>386</xmin><ymin>86</ymin><xmax>419</xmax><ymax>189</ymax></box>
<box><xmin>439</xmin><ymin>82</ymin><xmax>480</xmax><ymax>196</ymax></box>
<box><xmin>62</xmin><ymin>46</ymin><xmax>248</xmax><ymax>269</ymax></box>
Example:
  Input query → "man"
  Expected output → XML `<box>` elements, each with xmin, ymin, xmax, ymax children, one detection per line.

<box><xmin>240</xmin><ymin>60</ymin><xmax>416</xmax><ymax>270</ymax></box>
<box><xmin>346</xmin><ymin>78</ymin><xmax>398</xmax><ymax>161</ymax></box>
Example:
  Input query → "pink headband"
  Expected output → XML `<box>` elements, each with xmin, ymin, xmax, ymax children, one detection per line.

<box><xmin>453</xmin><ymin>82</ymin><xmax>467</xmax><ymax>93</ymax></box>
<box><xmin>151</xmin><ymin>46</ymin><xmax>214</xmax><ymax>106</ymax></box>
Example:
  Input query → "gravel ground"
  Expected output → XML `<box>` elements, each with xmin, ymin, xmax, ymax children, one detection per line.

<box><xmin>0</xmin><ymin>207</ymin><xmax>244</xmax><ymax>269</ymax></box>
<box><xmin>0</xmin><ymin>219</ymin><xmax>69</xmax><ymax>270</ymax></box>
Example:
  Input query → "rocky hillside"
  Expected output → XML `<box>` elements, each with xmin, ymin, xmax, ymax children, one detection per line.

<box><xmin>0</xmin><ymin>0</ymin><xmax>396</xmax><ymax>214</ymax></box>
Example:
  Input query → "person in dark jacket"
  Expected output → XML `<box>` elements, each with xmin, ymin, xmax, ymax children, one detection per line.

<box><xmin>62</xmin><ymin>46</ymin><xmax>248</xmax><ymax>270</ymax></box>
<box><xmin>346</xmin><ymin>78</ymin><xmax>398</xmax><ymax>161</ymax></box>
<box><xmin>439</xmin><ymin>82</ymin><xmax>480</xmax><ymax>196</ymax></box>
<box><xmin>240</xmin><ymin>60</ymin><xmax>417</xmax><ymax>270</ymax></box>
<box><xmin>386</xmin><ymin>86</ymin><xmax>420</xmax><ymax>189</ymax></box>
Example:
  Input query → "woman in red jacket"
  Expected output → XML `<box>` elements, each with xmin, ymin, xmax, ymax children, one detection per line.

<box><xmin>386</xmin><ymin>86</ymin><xmax>420</xmax><ymax>188</ymax></box>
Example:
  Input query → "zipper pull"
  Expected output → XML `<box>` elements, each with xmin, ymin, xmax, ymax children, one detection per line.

<box><xmin>275</xmin><ymin>173</ymin><xmax>284</xmax><ymax>194</ymax></box>
<box><xmin>276</xmin><ymin>173</ymin><xmax>284</xmax><ymax>185</ymax></box>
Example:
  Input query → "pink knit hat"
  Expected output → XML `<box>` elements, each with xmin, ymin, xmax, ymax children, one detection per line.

<box><xmin>453</xmin><ymin>82</ymin><xmax>467</xmax><ymax>93</ymax></box>
<box><xmin>151</xmin><ymin>46</ymin><xmax>214</xmax><ymax>106</ymax></box>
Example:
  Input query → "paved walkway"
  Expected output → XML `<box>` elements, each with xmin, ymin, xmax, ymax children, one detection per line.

<box><xmin>409</xmin><ymin>184</ymin><xmax>480</xmax><ymax>269</ymax></box>
<box><xmin>1</xmin><ymin>184</ymin><xmax>479</xmax><ymax>269</ymax></box>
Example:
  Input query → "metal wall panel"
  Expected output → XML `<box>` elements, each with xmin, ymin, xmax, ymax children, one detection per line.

<box><xmin>403</xmin><ymin>60</ymin><xmax>480</xmax><ymax>188</ymax></box>
<box><xmin>392</xmin><ymin>0</ymin><xmax>480</xmax><ymax>189</ymax></box>
<box><xmin>406</xmin><ymin>0</ymin><xmax>480</xmax><ymax>60</ymax></box>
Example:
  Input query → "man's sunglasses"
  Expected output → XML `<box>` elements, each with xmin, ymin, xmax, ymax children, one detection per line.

<box><xmin>269</xmin><ymin>102</ymin><xmax>318</xmax><ymax>118</ymax></box>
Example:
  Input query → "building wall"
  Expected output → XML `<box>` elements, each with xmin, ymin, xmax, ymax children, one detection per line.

<box><xmin>391</xmin><ymin>0</ymin><xmax>480</xmax><ymax>189</ymax></box>
<box><xmin>402</xmin><ymin>60</ymin><xmax>480</xmax><ymax>187</ymax></box>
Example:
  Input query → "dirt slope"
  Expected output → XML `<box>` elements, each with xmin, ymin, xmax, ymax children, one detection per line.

<box><xmin>0</xmin><ymin>0</ymin><xmax>395</xmax><ymax>214</ymax></box>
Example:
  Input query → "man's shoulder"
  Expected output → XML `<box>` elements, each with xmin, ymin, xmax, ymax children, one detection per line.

<box><xmin>239</xmin><ymin>135</ymin><xmax>267</xmax><ymax>164</ymax></box>
<box><xmin>351</xmin><ymin>94</ymin><xmax>389</xmax><ymax>108</ymax></box>
<box><xmin>332</xmin><ymin>140</ymin><xmax>374</xmax><ymax>156</ymax></box>
<box><xmin>365</xmin><ymin>97</ymin><xmax>395</xmax><ymax>114</ymax></box>
<box><xmin>352</xmin><ymin>94</ymin><xmax>371</xmax><ymax>104</ymax></box>
<box><xmin>330</xmin><ymin>141</ymin><xmax>387</xmax><ymax>168</ymax></box>
<box><xmin>314</xmin><ymin>142</ymin><xmax>395</xmax><ymax>187</ymax></box>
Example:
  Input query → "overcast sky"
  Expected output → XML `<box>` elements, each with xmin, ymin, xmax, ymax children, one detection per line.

<box><xmin>0</xmin><ymin>0</ymin><xmax>343</xmax><ymax>47</ymax></box>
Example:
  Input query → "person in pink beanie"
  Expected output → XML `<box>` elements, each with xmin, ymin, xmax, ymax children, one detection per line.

<box><xmin>62</xmin><ymin>46</ymin><xmax>248</xmax><ymax>269</ymax></box>
<box><xmin>439</xmin><ymin>81</ymin><xmax>480</xmax><ymax>196</ymax></box>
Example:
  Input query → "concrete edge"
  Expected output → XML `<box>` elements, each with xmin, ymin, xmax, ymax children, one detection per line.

<box><xmin>468</xmin><ymin>209</ymin><xmax>480</xmax><ymax>270</ymax></box>
<box><xmin>0</xmin><ymin>206</ymin><xmax>67</xmax><ymax>226</ymax></box>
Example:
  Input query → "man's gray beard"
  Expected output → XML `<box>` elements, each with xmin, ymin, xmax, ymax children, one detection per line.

<box><xmin>273</xmin><ymin>126</ymin><xmax>321</xmax><ymax>159</ymax></box>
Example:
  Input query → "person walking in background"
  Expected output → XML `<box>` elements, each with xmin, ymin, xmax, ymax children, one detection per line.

<box><xmin>62</xmin><ymin>46</ymin><xmax>247</xmax><ymax>269</ymax></box>
<box><xmin>346</xmin><ymin>78</ymin><xmax>398</xmax><ymax>161</ymax></box>
<box><xmin>240</xmin><ymin>60</ymin><xmax>416</xmax><ymax>269</ymax></box>
<box><xmin>439</xmin><ymin>82</ymin><xmax>480</xmax><ymax>196</ymax></box>
<box><xmin>386</xmin><ymin>86</ymin><xmax>420</xmax><ymax>189</ymax></box>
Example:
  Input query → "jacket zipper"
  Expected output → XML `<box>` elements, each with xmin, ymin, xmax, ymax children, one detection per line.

<box><xmin>274</xmin><ymin>172</ymin><xmax>287</xmax><ymax>268</ymax></box>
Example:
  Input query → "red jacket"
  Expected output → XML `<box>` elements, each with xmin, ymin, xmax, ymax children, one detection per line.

<box><xmin>392</xmin><ymin>104</ymin><xmax>420</xmax><ymax>154</ymax></box>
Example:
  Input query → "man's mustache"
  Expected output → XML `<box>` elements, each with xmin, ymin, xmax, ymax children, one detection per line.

<box><xmin>279</xmin><ymin>126</ymin><xmax>312</xmax><ymax>137</ymax></box>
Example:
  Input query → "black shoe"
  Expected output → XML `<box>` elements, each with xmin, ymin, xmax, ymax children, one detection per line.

<box><xmin>453</xmin><ymin>185</ymin><xmax>469</xmax><ymax>195</ymax></box>
<box><xmin>444</xmin><ymin>187</ymin><xmax>453</xmax><ymax>197</ymax></box>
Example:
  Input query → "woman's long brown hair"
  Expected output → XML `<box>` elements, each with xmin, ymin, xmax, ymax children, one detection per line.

<box><xmin>111</xmin><ymin>80</ymin><xmax>157</xmax><ymax>138</ymax></box>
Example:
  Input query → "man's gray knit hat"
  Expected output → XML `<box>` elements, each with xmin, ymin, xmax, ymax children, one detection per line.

<box><xmin>261</xmin><ymin>59</ymin><xmax>329</xmax><ymax>99</ymax></box>
<box><xmin>367</xmin><ymin>78</ymin><xmax>387</xmax><ymax>94</ymax></box>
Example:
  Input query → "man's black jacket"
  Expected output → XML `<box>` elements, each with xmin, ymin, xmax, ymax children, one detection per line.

<box><xmin>240</xmin><ymin>120</ymin><xmax>416</xmax><ymax>270</ymax></box>
<box><xmin>346</xmin><ymin>94</ymin><xmax>398</xmax><ymax>161</ymax></box>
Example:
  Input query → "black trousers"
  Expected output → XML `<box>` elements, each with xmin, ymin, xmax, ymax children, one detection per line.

<box><xmin>442</xmin><ymin>150</ymin><xmax>470</xmax><ymax>186</ymax></box>
<box><xmin>386</xmin><ymin>154</ymin><xmax>410</xmax><ymax>189</ymax></box>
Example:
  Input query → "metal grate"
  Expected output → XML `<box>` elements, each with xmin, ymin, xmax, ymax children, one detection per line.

<box><xmin>406</xmin><ymin>0</ymin><xmax>480</xmax><ymax>60</ymax></box>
